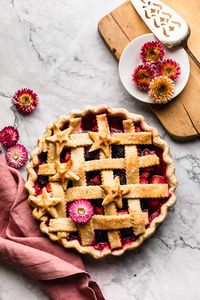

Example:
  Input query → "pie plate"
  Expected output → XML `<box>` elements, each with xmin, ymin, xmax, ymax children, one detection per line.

<box><xmin>118</xmin><ymin>33</ymin><xmax>190</xmax><ymax>104</ymax></box>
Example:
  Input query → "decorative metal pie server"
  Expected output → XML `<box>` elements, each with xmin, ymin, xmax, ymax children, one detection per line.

<box><xmin>131</xmin><ymin>0</ymin><xmax>200</xmax><ymax>68</ymax></box>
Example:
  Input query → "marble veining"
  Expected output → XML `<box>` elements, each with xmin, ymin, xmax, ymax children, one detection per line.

<box><xmin>0</xmin><ymin>0</ymin><xmax>200</xmax><ymax>299</ymax></box>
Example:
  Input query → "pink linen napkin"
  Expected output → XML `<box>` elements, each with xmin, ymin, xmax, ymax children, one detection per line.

<box><xmin>0</xmin><ymin>156</ymin><xmax>104</xmax><ymax>300</ymax></box>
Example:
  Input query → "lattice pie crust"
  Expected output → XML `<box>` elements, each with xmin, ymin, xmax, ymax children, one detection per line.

<box><xmin>26</xmin><ymin>106</ymin><xmax>177</xmax><ymax>258</ymax></box>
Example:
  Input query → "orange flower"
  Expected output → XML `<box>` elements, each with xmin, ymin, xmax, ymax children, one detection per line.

<box><xmin>149</xmin><ymin>76</ymin><xmax>174</xmax><ymax>104</ymax></box>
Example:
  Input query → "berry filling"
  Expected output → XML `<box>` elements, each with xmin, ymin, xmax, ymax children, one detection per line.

<box><xmin>150</xmin><ymin>175</ymin><xmax>166</xmax><ymax>184</ymax></box>
<box><xmin>117</xmin><ymin>209</ymin><xmax>129</xmax><ymax>215</ymax></box>
<box><xmin>94</xmin><ymin>206</ymin><xmax>104</xmax><ymax>215</ymax></box>
<box><xmin>69</xmin><ymin>231</ymin><xmax>79</xmax><ymax>241</ymax></box>
<box><xmin>86</xmin><ymin>171</ymin><xmax>102</xmax><ymax>186</ymax></box>
<box><xmin>84</xmin><ymin>146</ymin><xmax>99</xmax><ymax>161</ymax></box>
<box><xmin>121</xmin><ymin>228</ymin><xmax>136</xmax><ymax>246</ymax></box>
<box><xmin>60</xmin><ymin>148</ymin><xmax>71</xmax><ymax>163</ymax></box>
<box><xmin>113</xmin><ymin>169</ymin><xmax>126</xmax><ymax>185</ymax></box>
<box><xmin>81</xmin><ymin>114</ymin><xmax>98</xmax><ymax>132</ymax></box>
<box><xmin>148</xmin><ymin>210</ymin><xmax>160</xmax><ymax>223</ymax></box>
<box><xmin>94</xmin><ymin>230</ymin><xmax>110</xmax><ymax>250</ymax></box>
<box><xmin>38</xmin><ymin>152</ymin><xmax>48</xmax><ymax>164</ymax></box>
<box><xmin>112</xmin><ymin>145</ymin><xmax>125</xmax><ymax>158</ymax></box>
<box><xmin>37</xmin><ymin>175</ymin><xmax>49</xmax><ymax>187</ymax></box>
<box><xmin>34</xmin><ymin>176</ymin><xmax>51</xmax><ymax>195</ymax></box>
<box><xmin>94</xmin><ymin>242</ymin><xmax>110</xmax><ymax>251</ymax></box>
<box><xmin>135</xmin><ymin>123</ymin><xmax>142</xmax><ymax>132</ymax></box>
<box><xmin>93</xmin><ymin>199</ymin><xmax>104</xmax><ymax>215</ymax></box>
<box><xmin>95</xmin><ymin>230</ymin><xmax>109</xmax><ymax>243</ymax></box>
<box><xmin>108</xmin><ymin>116</ymin><xmax>124</xmax><ymax>133</ymax></box>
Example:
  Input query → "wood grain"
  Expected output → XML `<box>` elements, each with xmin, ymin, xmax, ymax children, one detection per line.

<box><xmin>98</xmin><ymin>0</ymin><xmax>200</xmax><ymax>140</ymax></box>
<box><xmin>162</xmin><ymin>0</ymin><xmax>200</xmax><ymax>62</ymax></box>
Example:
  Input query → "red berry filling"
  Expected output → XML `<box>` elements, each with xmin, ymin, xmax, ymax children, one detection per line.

<box><xmin>81</xmin><ymin>114</ymin><xmax>98</xmax><ymax>132</ymax></box>
<box><xmin>94</xmin><ymin>206</ymin><xmax>104</xmax><ymax>215</ymax></box>
<box><xmin>140</xmin><ymin>178</ymin><xmax>148</xmax><ymax>184</ymax></box>
<box><xmin>94</xmin><ymin>230</ymin><xmax>111</xmax><ymax>249</ymax></box>
<box><xmin>135</xmin><ymin>125</ymin><xmax>142</xmax><ymax>132</ymax></box>
<box><xmin>140</xmin><ymin>171</ymin><xmax>151</xmax><ymax>180</ymax></box>
<box><xmin>60</xmin><ymin>148</ymin><xmax>71</xmax><ymax>163</ymax></box>
<box><xmin>68</xmin><ymin>231</ymin><xmax>79</xmax><ymax>241</ymax></box>
<box><xmin>37</xmin><ymin>175</ymin><xmax>49</xmax><ymax>186</ymax></box>
<box><xmin>86</xmin><ymin>171</ymin><xmax>102</xmax><ymax>186</ymax></box>
<box><xmin>108</xmin><ymin>116</ymin><xmax>124</xmax><ymax>133</ymax></box>
<box><xmin>148</xmin><ymin>198</ymin><xmax>161</xmax><ymax>210</ymax></box>
<box><xmin>34</xmin><ymin>182</ymin><xmax>42</xmax><ymax>195</ymax></box>
<box><xmin>121</xmin><ymin>228</ymin><xmax>136</xmax><ymax>245</ymax></box>
<box><xmin>38</xmin><ymin>152</ymin><xmax>48</xmax><ymax>164</ymax></box>
<box><xmin>150</xmin><ymin>175</ymin><xmax>166</xmax><ymax>184</ymax></box>
<box><xmin>117</xmin><ymin>209</ymin><xmax>129</xmax><ymax>215</ymax></box>
<box><xmin>148</xmin><ymin>210</ymin><xmax>160</xmax><ymax>223</ymax></box>
<box><xmin>34</xmin><ymin>175</ymin><xmax>50</xmax><ymax>195</ymax></box>
<box><xmin>94</xmin><ymin>242</ymin><xmax>110</xmax><ymax>251</ymax></box>
<box><xmin>112</xmin><ymin>145</ymin><xmax>125</xmax><ymax>158</ymax></box>
<box><xmin>84</xmin><ymin>146</ymin><xmax>99</xmax><ymax>161</ymax></box>
<box><xmin>113</xmin><ymin>169</ymin><xmax>126</xmax><ymax>185</ymax></box>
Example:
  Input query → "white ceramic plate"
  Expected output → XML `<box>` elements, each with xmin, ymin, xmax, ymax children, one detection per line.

<box><xmin>119</xmin><ymin>33</ymin><xmax>190</xmax><ymax>104</ymax></box>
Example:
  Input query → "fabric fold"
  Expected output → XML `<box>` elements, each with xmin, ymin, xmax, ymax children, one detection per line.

<box><xmin>0</xmin><ymin>156</ymin><xmax>104</xmax><ymax>300</ymax></box>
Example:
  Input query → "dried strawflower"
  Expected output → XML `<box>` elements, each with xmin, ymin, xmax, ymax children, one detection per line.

<box><xmin>12</xmin><ymin>88</ymin><xmax>39</xmax><ymax>114</ymax></box>
<box><xmin>140</xmin><ymin>41</ymin><xmax>165</xmax><ymax>63</ymax></box>
<box><xmin>149</xmin><ymin>76</ymin><xmax>174</xmax><ymax>104</ymax></box>
<box><xmin>158</xmin><ymin>59</ymin><xmax>181</xmax><ymax>81</ymax></box>
<box><xmin>132</xmin><ymin>64</ymin><xmax>155</xmax><ymax>91</ymax></box>
<box><xmin>144</xmin><ymin>61</ymin><xmax>162</xmax><ymax>76</ymax></box>
<box><xmin>69</xmin><ymin>199</ymin><xmax>94</xmax><ymax>224</ymax></box>
<box><xmin>0</xmin><ymin>126</ymin><xmax>19</xmax><ymax>147</ymax></box>
<box><xmin>6</xmin><ymin>143</ymin><xmax>28</xmax><ymax>168</ymax></box>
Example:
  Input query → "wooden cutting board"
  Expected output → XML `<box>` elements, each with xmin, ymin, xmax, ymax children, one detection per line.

<box><xmin>98</xmin><ymin>0</ymin><xmax>200</xmax><ymax>140</ymax></box>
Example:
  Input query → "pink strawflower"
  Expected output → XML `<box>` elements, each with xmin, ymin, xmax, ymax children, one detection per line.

<box><xmin>69</xmin><ymin>199</ymin><xmax>94</xmax><ymax>224</ymax></box>
<box><xmin>140</xmin><ymin>41</ymin><xmax>165</xmax><ymax>63</ymax></box>
<box><xmin>144</xmin><ymin>61</ymin><xmax>162</xmax><ymax>76</ymax></box>
<box><xmin>158</xmin><ymin>59</ymin><xmax>181</xmax><ymax>81</ymax></box>
<box><xmin>132</xmin><ymin>64</ymin><xmax>155</xmax><ymax>91</ymax></box>
<box><xmin>6</xmin><ymin>144</ymin><xmax>28</xmax><ymax>168</ymax></box>
<box><xmin>0</xmin><ymin>126</ymin><xmax>19</xmax><ymax>147</ymax></box>
<box><xmin>12</xmin><ymin>88</ymin><xmax>39</xmax><ymax>114</ymax></box>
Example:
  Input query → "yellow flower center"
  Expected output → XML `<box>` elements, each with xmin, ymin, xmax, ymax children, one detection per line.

<box><xmin>78</xmin><ymin>207</ymin><xmax>85</xmax><ymax>215</ymax></box>
<box><xmin>12</xmin><ymin>152</ymin><xmax>19</xmax><ymax>160</ymax></box>
<box><xmin>146</xmin><ymin>47</ymin><xmax>160</xmax><ymax>62</ymax></box>
<box><xmin>156</xmin><ymin>84</ymin><xmax>167</xmax><ymax>94</ymax></box>
<box><xmin>20</xmin><ymin>94</ymin><xmax>32</xmax><ymax>106</ymax></box>
<box><xmin>162</xmin><ymin>66</ymin><xmax>176</xmax><ymax>76</ymax></box>
<box><xmin>139</xmin><ymin>70</ymin><xmax>152</xmax><ymax>84</ymax></box>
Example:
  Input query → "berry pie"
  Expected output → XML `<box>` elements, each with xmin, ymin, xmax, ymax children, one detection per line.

<box><xmin>26</xmin><ymin>106</ymin><xmax>177</xmax><ymax>258</ymax></box>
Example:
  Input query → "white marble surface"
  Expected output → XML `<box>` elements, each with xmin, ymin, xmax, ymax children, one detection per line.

<box><xmin>0</xmin><ymin>0</ymin><xmax>200</xmax><ymax>299</ymax></box>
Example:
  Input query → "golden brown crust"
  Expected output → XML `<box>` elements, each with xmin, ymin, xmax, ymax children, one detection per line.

<box><xmin>124</xmin><ymin>118</ymin><xmax>145</xmax><ymax>236</ymax></box>
<box><xmin>65</xmin><ymin>184</ymin><xmax>168</xmax><ymax>201</ymax></box>
<box><xmin>96</xmin><ymin>113</ymin><xmax>121</xmax><ymax>249</ymax></box>
<box><xmin>26</xmin><ymin>105</ymin><xmax>177</xmax><ymax>259</ymax></box>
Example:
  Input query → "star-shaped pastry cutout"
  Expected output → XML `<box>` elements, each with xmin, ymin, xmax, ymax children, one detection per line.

<box><xmin>88</xmin><ymin>131</ymin><xmax>119</xmax><ymax>158</ymax></box>
<box><xmin>30</xmin><ymin>188</ymin><xmax>61</xmax><ymax>219</ymax></box>
<box><xmin>101</xmin><ymin>176</ymin><xmax>130</xmax><ymax>208</ymax></box>
<box><xmin>50</xmin><ymin>160</ymin><xmax>80</xmax><ymax>190</ymax></box>
<box><xmin>46</xmin><ymin>124</ymin><xmax>76</xmax><ymax>156</ymax></box>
